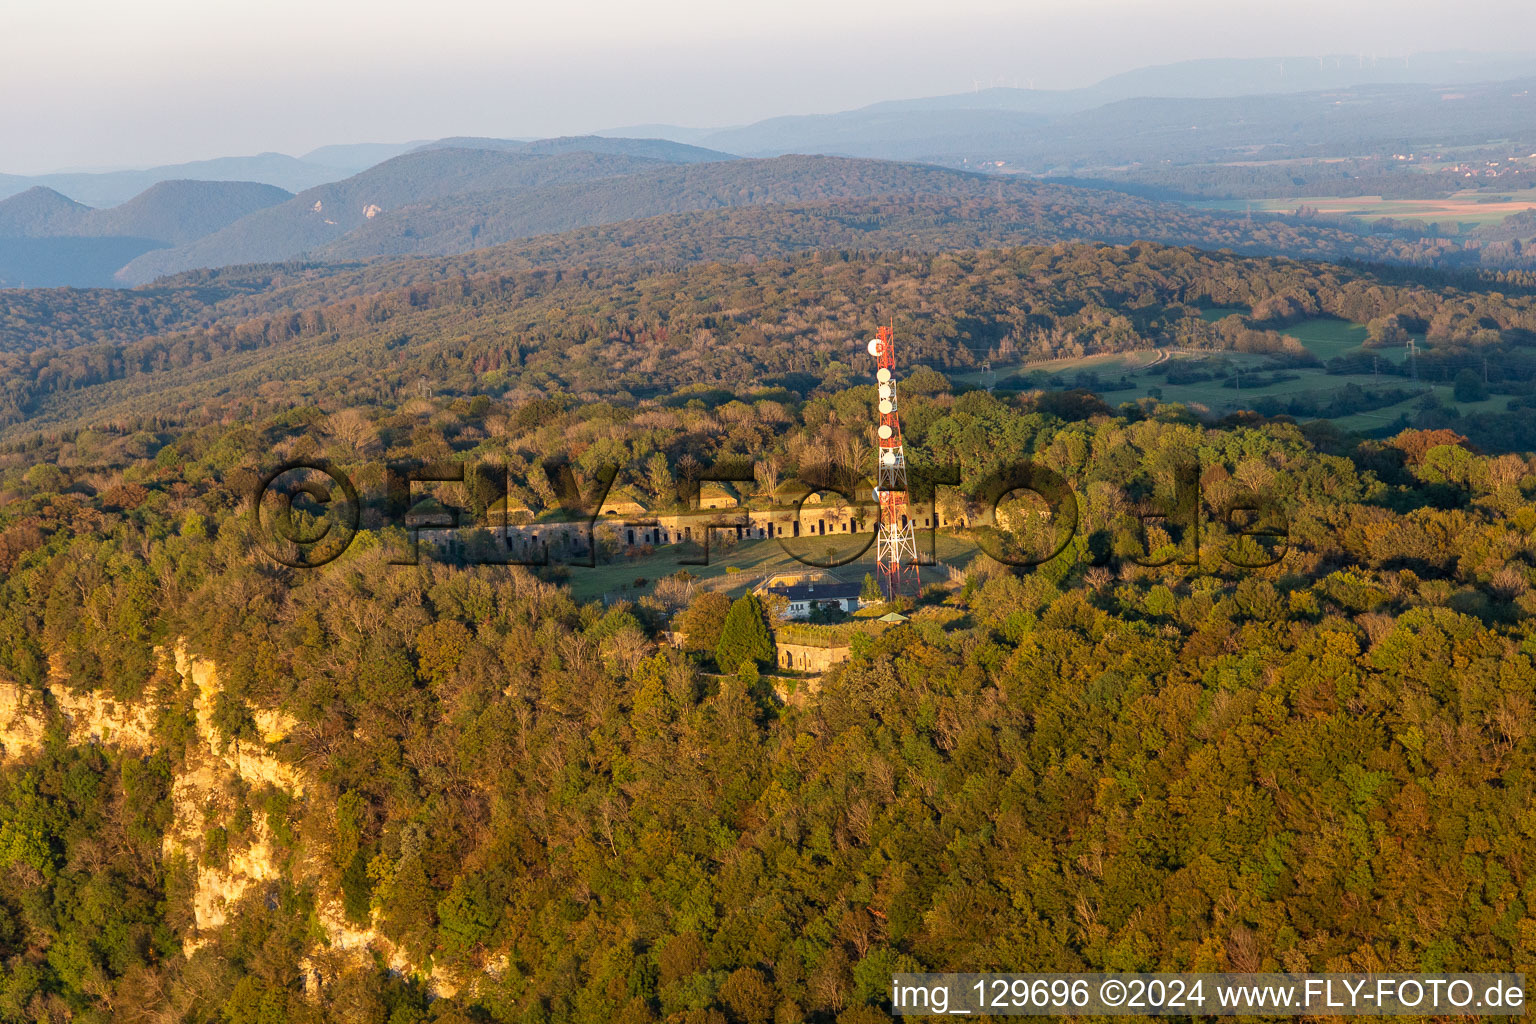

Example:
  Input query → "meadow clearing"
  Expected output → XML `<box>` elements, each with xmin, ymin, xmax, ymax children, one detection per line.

<box><xmin>967</xmin><ymin>313</ymin><xmax>1501</xmax><ymax>431</ymax></box>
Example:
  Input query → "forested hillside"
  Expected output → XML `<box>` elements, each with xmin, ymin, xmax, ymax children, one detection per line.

<box><xmin>109</xmin><ymin>151</ymin><xmax>1536</xmax><ymax>286</ymax></box>
<box><xmin>0</xmin><ymin>189</ymin><xmax>95</xmax><ymax>237</ymax></box>
<box><xmin>2</xmin><ymin>352</ymin><xmax>1535</xmax><ymax>1020</ymax></box>
<box><xmin>5</xmin><ymin>222</ymin><xmax>1536</xmax><ymax>1024</ymax></box>
<box><xmin>7</xmin><ymin>241</ymin><xmax>1536</xmax><ymax>451</ymax></box>
<box><xmin>16</xmin><ymin>18</ymin><xmax>1536</xmax><ymax>1024</ymax></box>
<box><xmin>115</xmin><ymin>149</ymin><xmax>686</xmax><ymax>284</ymax></box>
<box><xmin>0</xmin><ymin>182</ymin><xmax>295</xmax><ymax>289</ymax></box>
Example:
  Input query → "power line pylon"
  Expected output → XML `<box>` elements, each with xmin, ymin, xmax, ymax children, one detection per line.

<box><xmin>868</xmin><ymin>326</ymin><xmax>919</xmax><ymax>600</ymax></box>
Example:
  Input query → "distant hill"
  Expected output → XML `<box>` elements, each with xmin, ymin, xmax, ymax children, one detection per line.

<box><xmin>3</xmin><ymin>153</ymin><xmax>348</xmax><ymax>207</ymax></box>
<box><xmin>3</xmin><ymin>142</ymin><xmax>736</xmax><ymax>287</ymax></box>
<box><xmin>0</xmin><ymin>137</ymin><xmax>731</xmax><ymax>210</ymax></box>
<box><xmin>417</xmin><ymin>135</ymin><xmax>735</xmax><ymax>163</ymax></box>
<box><xmin>0</xmin><ymin>187</ymin><xmax>93</xmax><ymax>236</ymax></box>
<box><xmin>221</xmin><ymin>190</ymin><xmax>1491</xmax><ymax>315</ymax></box>
<box><xmin>698</xmin><ymin>65</ymin><xmax>1536</xmax><ymax>168</ymax></box>
<box><xmin>1088</xmin><ymin>51</ymin><xmax>1536</xmax><ymax>100</ymax></box>
<box><xmin>0</xmin><ymin>180</ymin><xmax>292</xmax><ymax>288</ymax></box>
<box><xmin>108</xmin><ymin>147</ymin><xmax>1536</xmax><ymax>288</ymax></box>
<box><xmin>618</xmin><ymin>53</ymin><xmax>1536</xmax><ymax>156</ymax></box>
<box><xmin>298</xmin><ymin>141</ymin><xmax>427</xmax><ymax>172</ymax></box>
<box><xmin>117</xmin><ymin>155</ymin><xmax>1004</xmax><ymax>277</ymax></box>
<box><xmin>116</xmin><ymin>148</ymin><xmax>706</xmax><ymax>283</ymax></box>
<box><xmin>592</xmin><ymin>123</ymin><xmax>716</xmax><ymax>145</ymax></box>
<box><xmin>82</xmin><ymin>180</ymin><xmax>294</xmax><ymax>245</ymax></box>
<box><xmin>713</xmin><ymin>51</ymin><xmax>1536</xmax><ymax>127</ymax></box>
<box><xmin>694</xmin><ymin>110</ymin><xmax>1048</xmax><ymax>160</ymax></box>
<box><xmin>12</xmin><ymin>50</ymin><xmax>1535</xmax><ymax>208</ymax></box>
<box><xmin>309</xmin><ymin>155</ymin><xmax>1002</xmax><ymax>261</ymax></box>
<box><xmin>9</xmin><ymin>170</ymin><xmax>1514</xmax><ymax>352</ymax></box>
<box><xmin>999</xmin><ymin>78</ymin><xmax>1536</xmax><ymax>169</ymax></box>
<box><xmin>0</xmin><ymin>180</ymin><xmax>293</xmax><ymax>243</ymax></box>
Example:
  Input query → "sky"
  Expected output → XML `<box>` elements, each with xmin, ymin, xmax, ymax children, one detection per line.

<box><xmin>5</xmin><ymin>0</ymin><xmax>1536</xmax><ymax>173</ymax></box>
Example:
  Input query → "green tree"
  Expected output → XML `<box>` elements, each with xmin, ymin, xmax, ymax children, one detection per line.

<box><xmin>646</xmin><ymin>451</ymin><xmax>675</xmax><ymax>506</ymax></box>
<box><xmin>1453</xmin><ymin>367</ymin><xmax>1487</xmax><ymax>403</ymax></box>
<box><xmin>23</xmin><ymin>464</ymin><xmax>64</xmax><ymax>494</ymax></box>
<box><xmin>437</xmin><ymin>875</ymin><xmax>496</xmax><ymax>956</ymax></box>
<box><xmin>860</xmin><ymin>573</ymin><xmax>882</xmax><ymax>603</ymax></box>
<box><xmin>715</xmin><ymin>594</ymin><xmax>774</xmax><ymax>673</ymax></box>
<box><xmin>0</xmin><ymin>773</ymin><xmax>54</xmax><ymax>877</ymax></box>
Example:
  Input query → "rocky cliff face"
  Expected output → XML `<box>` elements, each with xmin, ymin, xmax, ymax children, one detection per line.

<box><xmin>163</xmin><ymin>646</ymin><xmax>303</xmax><ymax>950</ymax></box>
<box><xmin>0</xmin><ymin>681</ymin><xmax>46</xmax><ymax>759</ymax></box>
<box><xmin>0</xmin><ymin>644</ymin><xmax>467</xmax><ymax>997</ymax></box>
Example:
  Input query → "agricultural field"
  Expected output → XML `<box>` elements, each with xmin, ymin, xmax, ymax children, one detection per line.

<box><xmin>1192</xmin><ymin>191</ymin><xmax>1536</xmax><ymax>229</ymax></box>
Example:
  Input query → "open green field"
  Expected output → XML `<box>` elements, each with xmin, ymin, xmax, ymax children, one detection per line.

<box><xmin>963</xmin><ymin>317</ymin><xmax>1396</xmax><ymax>394</ymax></box>
<box><xmin>1279</xmin><ymin>317</ymin><xmax>1369</xmax><ymax>359</ymax></box>
<box><xmin>975</xmin><ymin>348</ymin><xmax>1386</xmax><ymax>415</ymax></box>
<box><xmin>1128</xmin><ymin>365</ymin><xmax>1417</xmax><ymax>415</ymax></box>
<box><xmin>1281</xmin><ymin>317</ymin><xmax>1416</xmax><ymax>366</ymax></box>
<box><xmin>954</xmin><ymin>315</ymin><xmax>1475</xmax><ymax>433</ymax></box>
<box><xmin>947</xmin><ymin>349</ymin><xmax>1162</xmax><ymax>388</ymax></box>
<box><xmin>1325</xmin><ymin>383</ymin><xmax>1510</xmax><ymax>433</ymax></box>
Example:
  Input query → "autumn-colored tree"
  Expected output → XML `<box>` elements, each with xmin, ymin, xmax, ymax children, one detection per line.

<box><xmin>677</xmin><ymin>590</ymin><xmax>731</xmax><ymax>653</ymax></box>
<box><xmin>1389</xmin><ymin>427</ymin><xmax>1468</xmax><ymax>465</ymax></box>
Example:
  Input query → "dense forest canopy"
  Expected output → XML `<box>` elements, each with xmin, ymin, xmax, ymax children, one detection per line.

<box><xmin>4</xmin><ymin>232</ymin><xmax>1536</xmax><ymax>1022</ymax></box>
<box><xmin>4</xmin><ymin>369</ymin><xmax>1536</xmax><ymax>1021</ymax></box>
<box><xmin>7</xmin><ymin>240</ymin><xmax>1536</xmax><ymax>450</ymax></box>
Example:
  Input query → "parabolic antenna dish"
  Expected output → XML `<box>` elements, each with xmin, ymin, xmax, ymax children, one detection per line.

<box><xmin>867</xmin><ymin>338</ymin><xmax>883</xmax><ymax>357</ymax></box>
<box><xmin>876</xmin><ymin>368</ymin><xmax>892</xmax><ymax>383</ymax></box>
<box><xmin>878</xmin><ymin>424</ymin><xmax>893</xmax><ymax>439</ymax></box>
<box><xmin>879</xmin><ymin>400</ymin><xmax>894</xmax><ymax>414</ymax></box>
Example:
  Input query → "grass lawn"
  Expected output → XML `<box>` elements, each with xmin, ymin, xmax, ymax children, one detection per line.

<box><xmin>1137</xmin><ymin>366</ymin><xmax>1417</xmax><ymax>415</ymax></box>
<box><xmin>1274</xmin><ymin>317</ymin><xmax>1369</xmax><ymax>360</ymax></box>
<box><xmin>948</xmin><ymin>350</ymin><xmax>1163</xmax><ymax>388</ymax></box>
<box><xmin>564</xmin><ymin>534</ymin><xmax>979</xmax><ymax>603</ymax></box>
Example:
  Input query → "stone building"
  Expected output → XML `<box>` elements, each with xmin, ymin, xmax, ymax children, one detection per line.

<box><xmin>775</xmin><ymin>639</ymin><xmax>852</xmax><ymax>673</ymax></box>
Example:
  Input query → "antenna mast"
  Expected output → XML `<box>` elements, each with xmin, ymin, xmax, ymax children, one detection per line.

<box><xmin>868</xmin><ymin>326</ymin><xmax>919</xmax><ymax>599</ymax></box>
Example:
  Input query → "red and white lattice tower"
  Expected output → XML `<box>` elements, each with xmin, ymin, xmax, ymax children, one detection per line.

<box><xmin>868</xmin><ymin>326</ymin><xmax>919</xmax><ymax>599</ymax></box>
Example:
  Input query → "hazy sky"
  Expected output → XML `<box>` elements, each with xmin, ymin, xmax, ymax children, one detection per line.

<box><xmin>5</xmin><ymin>0</ymin><xmax>1536</xmax><ymax>172</ymax></box>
